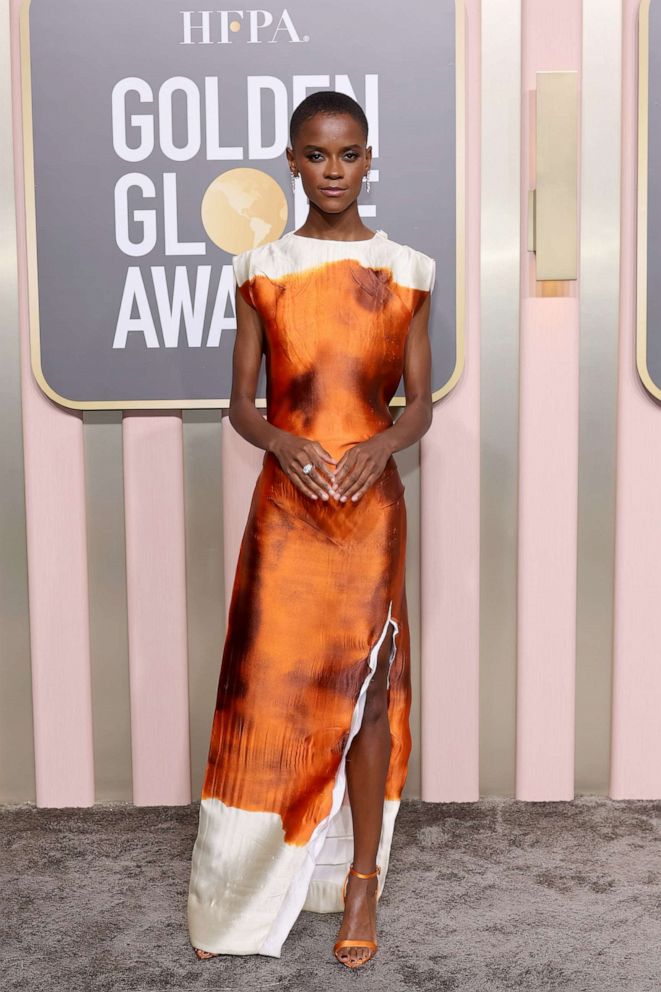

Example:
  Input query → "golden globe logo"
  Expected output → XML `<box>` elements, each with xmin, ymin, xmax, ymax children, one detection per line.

<box><xmin>201</xmin><ymin>167</ymin><xmax>288</xmax><ymax>255</ymax></box>
<box><xmin>180</xmin><ymin>9</ymin><xmax>310</xmax><ymax>45</ymax></box>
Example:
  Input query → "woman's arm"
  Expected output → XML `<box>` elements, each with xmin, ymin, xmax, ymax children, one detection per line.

<box><xmin>384</xmin><ymin>293</ymin><xmax>434</xmax><ymax>454</ymax></box>
<box><xmin>228</xmin><ymin>286</ymin><xmax>337</xmax><ymax>499</ymax></box>
<box><xmin>227</xmin><ymin>286</ymin><xmax>279</xmax><ymax>450</ymax></box>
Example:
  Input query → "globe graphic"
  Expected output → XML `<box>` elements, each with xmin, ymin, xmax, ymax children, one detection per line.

<box><xmin>201</xmin><ymin>167</ymin><xmax>289</xmax><ymax>255</ymax></box>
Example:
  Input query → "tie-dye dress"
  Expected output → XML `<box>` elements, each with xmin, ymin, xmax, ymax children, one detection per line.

<box><xmin>187</xmin><ymin>228</ymin><xmax>436</xmax><ymax>957</ymax></box>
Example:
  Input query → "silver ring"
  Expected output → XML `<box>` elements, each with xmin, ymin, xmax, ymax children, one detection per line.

<box><xmin>302</xmin><ymin>462</ymin><xmax>313</xmax><ymax>475</ymax></box>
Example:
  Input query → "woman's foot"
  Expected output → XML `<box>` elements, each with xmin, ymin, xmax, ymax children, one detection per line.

<box><xmin>334</xmin><ymin>868</ymin><xmax>379</xmax><ymax>967</ymax></box>
<box><xmin>194</xmin><ymin>947</ymin><xmax>219</xmax><ymax>960</ymax></box>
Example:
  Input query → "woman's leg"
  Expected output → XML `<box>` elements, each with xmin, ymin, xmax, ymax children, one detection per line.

<box><xmin>196</xmin><ymin>626</ymin><xmax>395</xmax><ymax>963</ymax></box>
<box><xmin>335</xmin><ymin>624</ymin><xmax>394</xmax><ymax>965</ymax></box>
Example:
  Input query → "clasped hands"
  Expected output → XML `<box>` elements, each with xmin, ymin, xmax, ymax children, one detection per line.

<box><xmin>270</xmin><ymin>431</ymin><xmax>394</xmax><ymax>503</ymax></box>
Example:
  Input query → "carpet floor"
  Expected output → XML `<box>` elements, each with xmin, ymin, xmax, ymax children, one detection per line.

<box><xmin>1</xmin><ymin>795</ymin><xmax>659</xmax><ymax>991</ymax></box>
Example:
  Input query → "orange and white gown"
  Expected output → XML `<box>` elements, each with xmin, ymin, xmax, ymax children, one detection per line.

<box><xmin>187</xmin><ymin>228</ymin><xmax>436</xmax><ymax>957</ymax></box>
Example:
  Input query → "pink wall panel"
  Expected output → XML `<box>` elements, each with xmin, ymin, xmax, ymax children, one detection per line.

<box><xmin>611</xmin><ymin>0</ymin><xmax>661</xmax><ymax>798</ymax></box>
<box><xmin>10</xmin><ymin>0</ymin><xmax>95</xmax><ymax>807</ymax></box>
<box><xmin>12</xmin><ymin>0</ymin><xmax>655</xmax><ymax>808</ymax></box>
<box><xmin>516</xmin><ymin>0</ymin><xmax>581</xmax><ymax>799</ymax></box>
<box><xmin>421</xmin><ymin>0</ymin><xmax>480</xmax><ymax>801</ymax></box>
<box><xmin>123</xmin><ymin>413</ymin><xmax>191</xmax><ymax>805</ymax></box>
<box><xmin>516</xmin><ymin>299</ymin><xmax>579</xmax><ymax>798</ymax></box>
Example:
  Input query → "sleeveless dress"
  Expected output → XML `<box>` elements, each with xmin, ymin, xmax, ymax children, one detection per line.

<box><xmin>187</xmin><ymin>228</ymin><xmax>436</xmax><ymax>957</ymax></box>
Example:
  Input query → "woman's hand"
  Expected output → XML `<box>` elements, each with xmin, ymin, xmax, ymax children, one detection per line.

<box><xmin>269</xmin><ymin>432</ymin><xmax>338</xmax><ymax>501</ymax></box>
<box><xmin>332</xmin><ymin>433</ymin><xmax>393</xmax><ymax>503</ymax></box>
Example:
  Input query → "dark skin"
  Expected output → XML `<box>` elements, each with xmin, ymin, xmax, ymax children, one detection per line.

<box><xmin>194</xmin><ymin>111</ymin><xmax>433</xmax><ymax>965</ymax></box>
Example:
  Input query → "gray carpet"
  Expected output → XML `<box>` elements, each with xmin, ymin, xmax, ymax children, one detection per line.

<box><xmin>1</xmin><ymin>796</ymin><xmax>660</xmax><ymax>991</ymax></box>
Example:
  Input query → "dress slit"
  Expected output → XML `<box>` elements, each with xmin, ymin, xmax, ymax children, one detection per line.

<box><xmin>189</xmin><ymin>226</ymin><xmax>428</xmax><ymax>957</ymax></box>
<box><xmin>256</xmin><ymin>601</ymin><xmax>400</xmax><ymax>956</ymax></box>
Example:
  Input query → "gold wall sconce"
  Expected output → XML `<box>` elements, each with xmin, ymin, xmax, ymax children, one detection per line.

<box><xmin>527</xmin><ymin>71</ymin><xmax>578</xmax><ymax>281</ymax></box>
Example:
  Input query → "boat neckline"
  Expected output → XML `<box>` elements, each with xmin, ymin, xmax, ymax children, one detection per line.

<box><xmin>288</xmin><ymin>229</ymin><xmax>385</xmax><ymax>245</ymax></box>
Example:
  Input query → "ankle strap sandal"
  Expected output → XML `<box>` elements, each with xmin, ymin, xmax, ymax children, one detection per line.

<box><xmin>333</xmin><ymin>863</ymin><xmax>382</xmax><ymax>969</ymax></box>
<box><xmin>340</xmin><ymin>863</ymin><xmax>381</xmax><ymax>904</ymax></box>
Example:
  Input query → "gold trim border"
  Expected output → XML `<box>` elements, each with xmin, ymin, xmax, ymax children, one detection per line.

<box><xmin>636</xmin><ymin>0</ymin><xmax>661</xmax><ymax>400</ymax></box>
<box><xmin>20</xmin><ymin>0</ymin><xmax>466</xmax><ymax>411</ymax></box>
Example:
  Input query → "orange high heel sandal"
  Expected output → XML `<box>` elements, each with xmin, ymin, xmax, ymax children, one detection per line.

<box><xmin>333</xmin><ymin>863</ymin><xmax>381</xmax><ymax>969</ymax></box>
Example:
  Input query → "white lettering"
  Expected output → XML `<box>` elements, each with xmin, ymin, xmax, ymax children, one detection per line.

<box><xmin>219</xmin><ymin>11</ymin><xmax>246</xmax><ymax>44</ymax></box>
<box><xmin>292</xmin><ymin>75</ymin><xmax>330</xmax><ymax>114</ymax></box>
<box><xmin>180</xmin><ymin>10</ymin><xmax>213</xmax><ymax>45</ymax></box>
<box><xmin>112</xmin><ymin>79</ymin><xmax>154</xmax><ymax>162</ymax></box>
<box><xmin>113</xmin><ymin>266</ymin><xmax>236</xmax><ymax>349</ymax></box>
<box><xmin>159</xmin><ymin>77</ymin><xmax>201</xmax><ymax>160</ymax></box>
<box><xmin>247</xmin><ymin>77</ymin><xmax>289</xmax><ymax>159</ymax></box>
<box><xmin>115</xmin><ymin>174</ymin><xmax>157</xmax><ymax>256</ymax></box>
<box><xmin>180</xmin><ymin>9</ymin><xmax>307</xmax><ymax>45</ymax></box>
<box><xmin>246</xmin><ymin>9</ymin><xmax>272</xmax><ymax>43</ymax></box>
<box><xmin>207</xmin><ymin>264</ymin><xmax>238</xmax><ymax>346</ymax></box>
<box><xmin>112</xmin><ymin>75</ymin><xmax>376</xmax><ymax>162</ymax></box>
<box><xmin>152</xmin><ymin>265</ymin><xmax>212</xmax><ymax>347</ymax></box>
<box><xmin>113</xmin><ymin>267</ymin><xmax>160</xmax><ymax>348</ymax></box>
<box><xmin>267</xmin><ymin>9</ymin><xmax>301</xmax><ymax>44</ymax></box>
<box><xmin>163</xmin><ymin>173</ymin><xmax>206</xmax><ymax>255</ymax></box>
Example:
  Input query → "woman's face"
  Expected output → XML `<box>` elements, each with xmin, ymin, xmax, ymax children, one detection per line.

<box><xmin>287</xmin><ymin>112</ymin><xmax>372</xmax><ymax>215</ymax></box>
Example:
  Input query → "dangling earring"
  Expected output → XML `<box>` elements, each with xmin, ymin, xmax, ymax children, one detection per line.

<box><xmin>290</xmin><ymin>172</ymin><xmax>297</xmax><ymax>193</ymax></box>
<box><xmin>364</xmin><ymin>172</ymin><xmax>371</xmax><ymax>194</ymax></box>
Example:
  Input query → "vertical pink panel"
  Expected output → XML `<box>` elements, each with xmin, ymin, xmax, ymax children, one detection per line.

<box><xmin>611</xmin><ymin>0</ymin><xmax>661</xmax><ymax>799</ymax></box>
<box><xmin>10</xmin><ymin>0</ymin><xmax>95</xmax><ymax>806</ymax></box>
<box><xmin>421</xmin><ymin>0</ymin><xmax>480</xmax><ymax>801</ymax></box>
<box><xmin>517</xmin><ymin>299</ymin><xmax>579</xmax><ymax>797</ymax></box>
<box><xmin>516</xmin><ymin>0</ymin><xmax>581</xmax><ymax>799</ymax></box>
<box><xmin>123</xmin><ymin>413</ymin><xmax>191</xmax><ymax>805</ymax></box>
<box><xmin>220</xmin><ymin>416</ymin><xmax>267</xmax><ymax>618</ymax></box>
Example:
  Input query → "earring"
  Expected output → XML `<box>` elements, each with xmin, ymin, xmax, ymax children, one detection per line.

<box><xmin>290</xmin><ymin>172</ymin><xmax>297</xmax><ymax>193</ymax></box>
<box><xmin>364</xmin><ymin>173</ymin><xmax>371</xmax><ymax>194</ymax></box>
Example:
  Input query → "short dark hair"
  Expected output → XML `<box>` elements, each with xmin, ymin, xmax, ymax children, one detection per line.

<box><xmin>289</xmin><ymin>91</ymin><xmax>368</xmax><ymax>147</ymax></box>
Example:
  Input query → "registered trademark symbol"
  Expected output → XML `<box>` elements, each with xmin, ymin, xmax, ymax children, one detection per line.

<box><xmin>303</xmin><ymin>34</ymin><xmax>309</xmax><ymax>41</ymax></box>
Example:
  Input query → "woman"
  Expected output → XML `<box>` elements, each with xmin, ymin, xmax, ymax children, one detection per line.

<box><xmin>187</xmin><ymin>90</ymin><xmax>436</xmax><ymax>969</ymax></box>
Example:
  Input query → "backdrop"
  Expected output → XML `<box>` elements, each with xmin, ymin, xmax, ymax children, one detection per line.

<box><xmin>2</xmin><ymin>0</ymin><xmax>659</xmax><ymax>807</ymax></box>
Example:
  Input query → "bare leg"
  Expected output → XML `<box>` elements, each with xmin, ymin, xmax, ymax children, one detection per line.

<box><xmin>196</xmin><ymin>625</ymin><xmax>395</xmax><ymax>964</ymax></box>
<box><xmin>334</xmin><ymin>624</ymin><xmax>394</xmax><ymax>966</ymax></box>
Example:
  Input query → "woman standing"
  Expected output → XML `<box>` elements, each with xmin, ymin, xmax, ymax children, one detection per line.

<box><xmin>187</xmin><ymin>90</ymin><xmax>436</xmax><ymax>969</ymax></box>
